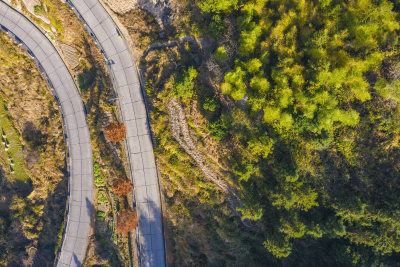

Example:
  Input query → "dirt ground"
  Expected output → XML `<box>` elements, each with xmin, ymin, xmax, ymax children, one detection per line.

<box><xmin>103</xmin><ymin>0</ymin><xmax>135</xmax><ymax>14</ymax></box>
<box><xmin>103</xmin><ymin>0</ymin><xmax>171</xmax><ymax>27</ymax></box>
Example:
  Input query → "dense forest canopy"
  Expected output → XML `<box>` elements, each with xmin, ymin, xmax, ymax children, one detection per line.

<box><xmin>197</xmin><ymin>0</ymin><xmax>400</xmax><ymax>264</ymax></box>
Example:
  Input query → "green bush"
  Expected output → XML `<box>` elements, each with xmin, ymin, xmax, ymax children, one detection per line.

<box><xmin>207</xmin><ymin>119</ymin><xmax>228</xmax><ymax>141</ymax></box>
<box><xmin>33</xmin><ymin>5</ymin><xmax>45</xmax><ymax>16</ymax></box>
<box><xmin>97</xmin><ymin>190</ymin><xmax>108</xmax><ymax>205</ymax></box>
<box><xmin>203</xmin><ymin>97</ymin><xmax>220</xmax><ymax>112</ymax></box>
<box><xmin>93</xmin><ymin>162</ymin><xmax>105</xmax><ymax>187</ymax></box>
<box><xmin>209</xmin><ymin>15</ymin><xmax>225</xmax><ymax>36</ymax></box>
<box><xmin>215</xmin><ymin>46</ymin><xmax>228</xmax><ymax>62</ymax></box>
<box><xmin>96</xmin><ymin>211</ymin><xmax>106</xmax><ymax>221</ymax></box>
<box><xmin>173</xmin><ymin>67</ymin><xmax>198</xmax><ymax>99</ymax></box>
<box><xmin>199</xmin><ymin>0</ymin><xmax>238</xmax><ymax>13</ymax></box>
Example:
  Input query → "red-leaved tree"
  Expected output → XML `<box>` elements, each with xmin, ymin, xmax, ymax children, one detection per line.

<box><xmin>111</xmin><ymin>176</ymin><xmax>133</xmax><ymax>196</ymax></box>
<box><xmin>104</xmin><ymin>123</ymin><xmax>126</xmax><ymax>143</ymax></box>
<box><xmin>116</xmin><ymin>208</ymin><xmax>138</xmax><ymax>234</ymax></box>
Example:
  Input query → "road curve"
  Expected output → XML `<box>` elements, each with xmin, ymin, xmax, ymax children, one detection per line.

<box><xmin>66</xmin><ymin>1</ymin><xmax>165</xmax><ymax>266</ymax></box>
<box><xmin>0</xmin><ymin>2</ymin><xmax>93</xmax><ymax>266</ymax></box>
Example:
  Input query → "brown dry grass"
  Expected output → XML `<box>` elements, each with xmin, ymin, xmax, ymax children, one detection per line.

<box><xmin>116</xmin><ymin>8</ymin><xmax>161</xmax><ymax>51</ymax></box>
<box><xmin>0</xmin><ymin>31</ymin><xmax>66</xmax><ymax>266</ymax></box>
<box><xmin>103</xmin><ymin>0</ymin><xmax>135</xmax><ymax>14</ymax></box>
<box><xmin>0</xmin><ymin>33</ymin><xmax>65</xmax><ymax>201</ymax></box>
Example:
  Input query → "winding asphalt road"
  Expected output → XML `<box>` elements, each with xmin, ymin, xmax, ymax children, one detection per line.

<box><xmin>0</xmin><ymin>0</ymin><xmax>165</xmax><ymax>266</ymax></box>
<box><xmin>66</xmin><ymin>1</ymin><xmax>165</xmax><ymax>266</ymax></box>
<box><xmin>0</xmin><ymin>1</ymin><xmax>93</xmax><ymax>266</ymax></box>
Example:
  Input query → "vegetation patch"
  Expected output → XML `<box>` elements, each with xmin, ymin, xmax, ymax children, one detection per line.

<box><xmin>135</xmin><ymin>0</ymin><xmax>400</xmax><ymax>265</ymax></box>
<box><xmin>0</xmin><ymin>31</ymin><xmax>66</xmax><ymax>266</ymax></box>
<box><xmin>0</xmin><ymin>98</ymin><xmax>28</xmax><ymax>182</ymax></box>
<box><xmin>33</xmin><ymin>5</ymin><xmax>45</xmax><ymax>16</ymax></box>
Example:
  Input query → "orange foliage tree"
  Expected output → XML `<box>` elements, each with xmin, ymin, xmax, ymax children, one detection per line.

<box><xmin>116</xmin><ymin>208</ymin><xmax>138</xmax><ymax>234</ymax></box>
<box><xmin>111</xmin><ymin>176</ymin><xmax>133</xmax><ymax>196</ymax></box>
<box><xmin>104</xmin><ymin>123</ymin><xmax>126</xmax><ymax>143</ymax></box>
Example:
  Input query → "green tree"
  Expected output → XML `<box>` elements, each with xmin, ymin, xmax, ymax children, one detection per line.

<box><xmin>173</xmin><ymin>67</ymin><xmax>198</xmax><ymax>99</ymax></box>
<box><xmin>248</xmin><ymin>134</ymin><xmax>274</xmax><ymax>159</ymax></box>
<box><xmin>221</xmin><ymin>66</ymin><xmax>247</xmax><ymax>100</ymax></box>
<box><xmin>215</xmin><ymin>46</ymin><xmax>228</xmax><ymax>62</ymax></box>
<box><xmin>199</xmin><ymin>0</ymin><xmax>239</xmax><ymax>13</ymax></box>
<box><xmin>203</xmin><ymin>97</ymin><xmax>220</xmax><ymax>112</ymax></box>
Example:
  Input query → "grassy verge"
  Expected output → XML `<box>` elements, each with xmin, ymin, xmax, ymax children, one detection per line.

<box><xmin>0</xmin><ymin>98</ymin><xmax>28</xmax><ymax>182</ymax></box>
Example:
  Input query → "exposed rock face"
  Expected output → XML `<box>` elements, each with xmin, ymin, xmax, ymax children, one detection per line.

<box><xmin>102</xmin><ymin>0</ymin><xmax>135</xmax><ymax>13</ymax></box>
<box><xmin>167</xmin><ymin>98</ymin><xmax>261</xmax><ymax>230</ymax></box>
<box><xmin>103</xmin><ymin>0</ymin><xmax>171</xmax><ymax>26</ymax></box>
<box><xmin>168</xmin><ymin>98</ymin><xmax>224</xmax><ymax>189</ymax></box>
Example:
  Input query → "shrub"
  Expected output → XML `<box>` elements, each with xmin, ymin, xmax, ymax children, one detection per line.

<box><xmin>209</xmin><ymin>15</ymin><xmax>225</xmax><ymax>36</ymax></box>
<box><xmin>97</xmin><ymin>190</ymin><xmax>108</xmax><ymax>204</ymax></box>
<box><xmin>22</xmin><ymin>121</ymin><xmax>47</xmax><ymax>148</ymax></box>
<box><xmin>104</xmin><ymin>123</ymin><xmax>126</xmax><ymax>143</ymax></box>
<box><xmin>33</xmin><ymin>5</ymin><xmax>45</xmax><ymax>16</ymax></box>
<box><xmin>203</xmin><ymin>97</ymin><xmax>220</xmax><ymax>112</ymax></box>
<box><xmin>215</xmin><ymin>46</ymin><xmax>228</xmax><ymax>62</ymax></box>
<box><xmin>207</xmin><ymin>119</ymin><xmax>228</xmax><ymax>141</ymax></box>
<box><xmin>116</xmin><ymin>208</ymin><xmax>138</xmax><ymax>234</ymax></box>
<box><xmin>173</xmin><ymin>67</ymin><xmax>198</xmax><ymax>99</ymax></box>
<box><xmin>96</xmin><ymin>211</ymin><xmax>106</xmax><ymax>221</ymax></box>
<box><xmin>93</xmin><ymin>162</ymin><xmax>105</xmax><ymax>187</ymax></box>
<box><xmin>111</xmin><ymin>176</ymin><xmax>133</xmax><ymax>196</ymax></box>
<box><xmin>199</xmin><ymin>0</ymin><xmax>239</xmax><ymax>13</ymax></box>
<box><xmin>221</xmin><ymin>66</ymin><xmax>247</xmax><ymax>100</ymax></box>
